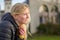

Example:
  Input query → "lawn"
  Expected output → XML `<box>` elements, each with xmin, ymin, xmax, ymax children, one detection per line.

<box><xmin>28</xmin><ymin>34</ymin><xmax>60</xmax><ymax>40</ymax></box>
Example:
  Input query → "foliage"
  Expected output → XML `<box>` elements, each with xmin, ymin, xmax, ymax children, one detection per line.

<box><xmin>37</xmin><ymin>23</ymin><xmax>60</xmax><ymax>35</ymax></box>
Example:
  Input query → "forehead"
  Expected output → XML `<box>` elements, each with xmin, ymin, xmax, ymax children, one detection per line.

<box><xmin>20</xmin><ymin>8</ymin><xmax>30</xmax><ymax>14</ymax></box>
<box><xmin>15</xmin><ymin>8</ymin><xmax>30</xmax><ymax>15</ymax></box>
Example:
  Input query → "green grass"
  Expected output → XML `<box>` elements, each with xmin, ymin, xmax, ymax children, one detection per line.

<box><xmin>28</xmin><ymin>35</ymin><xmax>60</xmax><ymax>40</ymax></box>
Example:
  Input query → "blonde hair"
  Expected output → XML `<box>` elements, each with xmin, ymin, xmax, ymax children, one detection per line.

<box><xmin>11</xmin><ymin>3</ymin><xmax>29</xmax><ymax>14</ymax></box>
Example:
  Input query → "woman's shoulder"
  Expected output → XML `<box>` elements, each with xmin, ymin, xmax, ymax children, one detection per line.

<box><xmin>0</xmin><ymin>21</ymin><xmax>13</xmax><ymax>28</ymax></box>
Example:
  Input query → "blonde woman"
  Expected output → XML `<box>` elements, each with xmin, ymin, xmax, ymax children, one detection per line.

<box><xmin>0</xmin><ymin>3</ymin><xmax>30</xmax><ymax>40</ymax></box>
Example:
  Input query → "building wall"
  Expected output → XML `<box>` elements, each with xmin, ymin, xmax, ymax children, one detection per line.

<box><xmin>4</xmin><ymin>0</ymin><xmax>11</xmax><ymax>13</ymax></box>
<box><xmin>29</xmin><ymin>0</ymin><xmax>40</xmax><ymax>33</ymax></box>
<box><xmin>29</xmin><ymin>0</ymin><xmax>60</xmax><ymax>33</ymax></box>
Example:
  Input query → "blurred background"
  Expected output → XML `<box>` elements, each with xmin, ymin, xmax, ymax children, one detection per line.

<box><xmin>1</xmin><ymin>0</ymin><xmax>60</xmax><ymax>40</ymax></box>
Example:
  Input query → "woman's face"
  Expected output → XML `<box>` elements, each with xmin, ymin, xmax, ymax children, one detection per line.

<box><xmin>15</xmin><ymin>8</ymin><xmax>30</xmax><ymax>24</ymax></box>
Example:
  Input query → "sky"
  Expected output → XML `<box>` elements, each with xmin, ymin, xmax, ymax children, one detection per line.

<box><xmin>0</xmin><ymin>0</ymin><xmax>26</xmax><ymax>10</ymax></box>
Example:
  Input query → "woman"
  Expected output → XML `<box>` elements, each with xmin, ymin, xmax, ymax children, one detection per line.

<box><xmin>0</xmin><ymin>3</ymin><xmax>30</xmax><ymax>40</ymax></box>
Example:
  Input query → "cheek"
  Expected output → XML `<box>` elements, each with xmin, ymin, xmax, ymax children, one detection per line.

<box><xmin>15</xmin><ymin>16</ymin><xmax>22</xmax><ymax>21</ymax></box>
<box><xmin>16</xmin><ymin>15</ymin><xmax>28</xmax><ymax>22</ymax></box>
<box><xmin>18</xmin><ymin>17</ymin><xmax>25</xmax><ymax>22</ymax></box>
<box><xmin>21</xmin><ymin>16</ymin><xmax>27</xmax><ymax>20</ymax></box>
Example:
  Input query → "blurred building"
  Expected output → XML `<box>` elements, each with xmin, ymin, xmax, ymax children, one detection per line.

<box><xmin>4</xmin><ymin>0</ymin><xmax>12</xmax><ymax>13</ymax></box>
<box><xmin>0</xmin><ymin>0</ymin><xmax>11</xmax><ymax>20</ymax></box>
<box><xmin>29</xmin><ymin>0</ymin><xmax>60</xmax><ymax>33</ymax></box>
<box><xmin>0</xmin><ymin>10</ymin><xmax>5</xmax><ymax>20</ymax></box>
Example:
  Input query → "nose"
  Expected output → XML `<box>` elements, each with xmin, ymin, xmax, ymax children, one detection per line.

<box><xmin>26</xmin><ymin>14</ymin><xmax>30</xmax><ymax>19</ymax></box>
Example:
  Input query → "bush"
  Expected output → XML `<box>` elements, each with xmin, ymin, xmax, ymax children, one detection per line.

<box><xmin>37</xmin><ymin>24</ymin><xmax>46</xmax><ymax>34</ymax></box>
<box><xmin>37</xmin><ymin>23</ymin><xmax>60</xmax><ymax>35</ymax></box>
